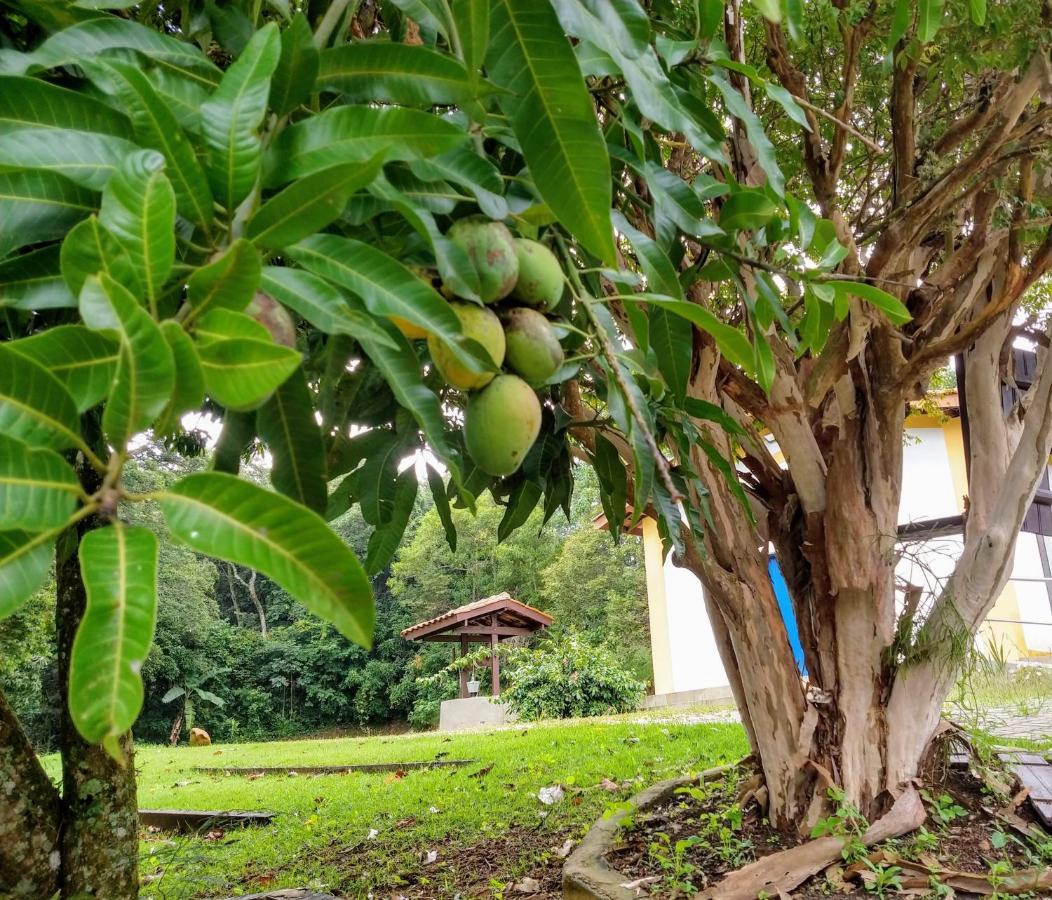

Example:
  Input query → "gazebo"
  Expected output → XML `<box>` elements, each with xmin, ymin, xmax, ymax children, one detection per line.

<box><xmin>400</xmin><ymin>592</ymin><xmax>552</xmax><ymax>698</ymax></box>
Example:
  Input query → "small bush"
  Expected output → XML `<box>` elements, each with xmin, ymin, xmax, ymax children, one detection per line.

<box><xmin>500</xmin><ymin>633</ymin><xmax>645</xmax><ymax>721</ymax></box>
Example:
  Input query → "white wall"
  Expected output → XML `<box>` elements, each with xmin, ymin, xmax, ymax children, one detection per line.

<box><xmin>661</xmin><ymin>553</ymin><xmax>728</xmax><ymax>691</ymax></box>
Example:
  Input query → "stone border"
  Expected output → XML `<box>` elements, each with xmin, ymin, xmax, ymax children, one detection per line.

<box><xmin>562</xmin><ymin>765</ymin><xmax>732</xmax><ymax>899</ymax></box>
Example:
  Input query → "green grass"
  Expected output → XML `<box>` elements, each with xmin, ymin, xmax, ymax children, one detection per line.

<box><xmin>57</xmin><ymin>710</ymin><xmax>746</xmax><ymax>898</ymax></box>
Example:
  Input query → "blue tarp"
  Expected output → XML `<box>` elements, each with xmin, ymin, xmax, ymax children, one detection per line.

<box><xmin>768</xmin><ymin>557</ymin><xmax>806</xmax><ymax>674</ymax></box>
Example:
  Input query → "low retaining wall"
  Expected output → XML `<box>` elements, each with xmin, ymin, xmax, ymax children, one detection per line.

<box><xmin>438</xmin><ymin>696</ymin><xmax>516</xmax><ymax>731</ymax></box>
<box><xmin>641</xmin><ymin>686</ymin><xmax>735</xmax><ymax>709</ymax></box>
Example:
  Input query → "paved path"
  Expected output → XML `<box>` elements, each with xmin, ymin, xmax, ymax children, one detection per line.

<box><xmin>979</xmin><ymin>705</ymin><xmax>1052</xmax><ymax>740</ymax></box>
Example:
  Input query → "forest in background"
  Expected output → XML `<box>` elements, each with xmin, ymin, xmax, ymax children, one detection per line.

<box><xmin>0</xmin><ymin>437</ymin><xmax>649</xmax><ymax>748</ymax></box>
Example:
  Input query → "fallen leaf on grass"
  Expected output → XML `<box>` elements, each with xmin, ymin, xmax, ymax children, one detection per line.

<box><xmin>367</xmin><ymin>828</ymin><xmax>379</xmax><ymax>840</ymax></box>
<box><xmin>247</xmin><ymin>772</ymin><xmax>265</xmax><ymax>781</ymax></box>
<box><xmin>599</xmin><ymin>778</ymin><xmax>620</xmax><ymax>792</ymax></box>
<box><xmin>203</xmin><ymin>829</ymin><xmax>225</xmax><ymax>841</ymax></box>
<box><xmin>471</xmin><ymin>764</ymin><xmax>494</xmax><ymax>778</ymax></box>
<box><xmin>423</xmin><ymin>849</ymin><xmax>438</xmax><ymax>865</ymax></box>
<box><xmin>383</xmin><ymin>770</ymin><xmax>407</xmax><ymax>784</ymax></box>
<box><xmin>396</xmin><ymin>817</ymin><xmax>417</xmax><ymax>829</ymax></box>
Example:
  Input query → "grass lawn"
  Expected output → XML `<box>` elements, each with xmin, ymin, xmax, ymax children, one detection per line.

<box><xmin>79</xmin><ymin>708</ymin><xmax>745</xmax><ymax>898</ymax></box>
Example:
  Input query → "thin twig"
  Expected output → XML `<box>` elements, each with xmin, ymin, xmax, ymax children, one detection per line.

<box><xmin>789</xmin><ymin>93</ymin><xmax>885</xmax><ymax>155</ymax></box>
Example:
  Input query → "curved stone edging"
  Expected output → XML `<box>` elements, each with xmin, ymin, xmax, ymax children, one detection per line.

<box><xmin>562</xmin><ymin>765</ymin><xmax>733</xmax><ymax>899</ymax></box>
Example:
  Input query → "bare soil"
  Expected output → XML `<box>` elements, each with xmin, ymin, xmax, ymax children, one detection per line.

<box><xmin>604</xmin><ymin>764</ymin><xmax>1049</xmax><ymax>898</ymax></box>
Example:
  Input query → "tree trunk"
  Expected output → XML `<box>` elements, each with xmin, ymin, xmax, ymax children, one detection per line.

<box><xmin>168</xmin><ymin>710</ymin><xmax>184</xmax><ymax>747</ymax></box>
<box><xmin>55</xmin><ymin>453</ymin><xmax>140</xmax><ymax>899</ymax></box>
<box><xmin>0</xmin><ymin>689</ymin><xmax>60</xmax><ymax>897</ymax></box>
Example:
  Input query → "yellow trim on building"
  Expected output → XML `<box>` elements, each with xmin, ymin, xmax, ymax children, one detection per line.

<box><xmin>641</xmin><ymin>517</ymin><xmax>675</xmax><ymax>694</ymax></box>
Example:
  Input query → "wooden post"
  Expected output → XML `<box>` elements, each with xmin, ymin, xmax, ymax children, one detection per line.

<box><xmin>490</xmin><ymin>614</ymin><xmax>500</xmax><ymax>695</ymax></box>
<box><xmin>459</xmin><ymin>635</ymin><xmax>469</xmax><ymax>699</ymax></box>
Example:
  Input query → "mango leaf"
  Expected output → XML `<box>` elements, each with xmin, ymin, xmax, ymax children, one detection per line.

<box><xmin>613</xmin><ymin>211</ymin><xmax>682</xmax><ymax>298</ymax></box>
<box><xmin>0</xmin><ymin>74</ymin><xmax>130</xmax><ymax>137</ymax></box>
<box><xmin>185</xmin><ymin>238</ymin><xmax>261</xmax><ymax>324</ymax></box>
<box><xmin>427</xmin><ymin>465</ymin><xmax>457</xmax><ymax>552</ymax></box>
<box><xmin>200</xmin><ymin>23</ymin><xmax>281</xmax><ymax>209</ymax></box>
<box><xmin>408</xmin><ymin>146</ymin><xmax>508</xmax><ymax>220</ymax></box>
<box><xmin>7</xmin><ymin>325</ymin><xmax>118</xmax><ymax>413</ymax></box>
<box><xmin>287</xmin><ymin>234</ymin><xmax>482</xmax><ymax>373</ymax></box>
<box><xmin>0</xmin><ymin>170</ymin><xmax>96</xmax><ymax>259</ymax></box>
<box><xmin>0</xmin><ymin>344</ymin><xmax>82</xmax><ymax>451</ymax></box>
<box><xmin>79</xmin><ymin>274</ymin><xmax>175</xmax><ymax>447</ymax></box>
<box><xmin>61</xmin><ymin>215</ymin><xmax>141</xmax><ymax>298</ymax></box>
<box><xmin>16</xmin><ymin>17</ymin><xmax>219</xmax><ymax>86</ymax></box>
<box><xmin>195</xmin><ymin>309</ymin><xmax>271</xmax><ymax>345</ymax></box>
<box><xmin>719</xmin><ymin>189</ymin><xmax>778</xmax><ymax>231</ymax></box>
<box><xmin>649</xmin><ymin>306</ymin><xmax>692</xmax><ymax>403</ymax></box>
<box><xmin>917</xmin><ymin>0</ymin><xmax>944</xmax><ymax>43</ymax></box>
<box><xmin>257</xmin><ymin>366</ymin><xmax>327</xmax><ymax>514</ymax></box>
<box><xmin>269</xmin><ymin>12</ymin><xmax>319</xmax><ymax>116</ymax></box>
<box><xmin>358</xmin><ymin>433</ymin><xmax>403</xmax><ymax>527</ymax></box>
<box><xmin>827</xmin><ymin>280</ymin><xmax>911</xmax><ymax>325</ymax></box>
<box><xmin>763</xmin><ymin>81</ymin><xmax>809</xmax><ymax>131</ymax></box>
<box><xmin>0</xmin><ymin>128</ymin><xmax>139</xmax><ymax>192</ymax></box>
<box><xmin>0</xmin><ymin>245</ymin><xmax>76</xmax><ymax>310</ymax></box>
<box><xmin>487</xmin><ymin>0</ymin><xmax>615</xmax><ymax>263</ymax></box>
<box><xmin>86</xmin><ymin>59</ymin><xmax>215</xmax><ymax>229</ymax></box>
<box><xmin>365</xmin><ymin>467</ymin><xmax>417</xmax><ymax>574</ymax></box>
<box><xmin>683</xmin><ymin>397</ymin><xmax>747</xmax><ymax>436</ymax></box>
<box><xmin>69</xmin><ymin>523</ymin><xmax>158</xmax><ymax>759</ymax></box>
<box><xmin>574</xmin><ymin>0</ymin><xmax>650</xmax><ymax>59</ymax></box>
<box><xmin>318</xmin><ymin>43</ymin><xmax>479</xmax><ymax>106</ymax></box>
<box><xmin>246</xmin><ymin>157</ymin><xmax>385</xmax><ymax>249</ymax></box>
<box><xmin>98</xmin><ymin>150</ymin><xmax>176</xmax><ymax>311</ymax></box>
<box><xmin>155</xmin><ymin>321</ymin><xmax>205</xmax><ymax>434</ymax></box>
<box><xmin>969</xmin><ymin>0</ymin><xmax>986</xmax><ymax>25</ymax></box>
<box><xmin>592</xmin><ymin>433</ymin><xmax>627</xmax><ymax>541</ymax></box>
<box><xmin>498</xmin><ymin>478</ymin><xmax>542</xmax><ymax>542</ymax></box>
<box><xmin>0</xmin><ymin>433</ymin><xmax>80</xmax><ymax>531</ymax></box>
<box><xmin>887</xmin><ymin>0</ymin><xmax>910</xmax><ymax>50</ymax></box>
<box><xmin>631</xmin><ymin>294</ymin><xmax>755</xmax><ymax>373</ymax></box>
<box><xmin>357</xmin><ymin>323</ymin><xmax>461</xmax><ymax>478</ymax></box>
<box><xmin>451</xmin><ymin>0</ymin><xmax>490</xmax><ymax>75</ymax></box>
<box><xmin>0</xmin><ymin>530</ymin><xmax>59</xmax><ymax>619</ymax></box>
<box><xmin>708</xmin><ymin>70</ymin><xmax>784</xmax><ymax>196</ymax></box>
<box><xmin>260</xmin><ymin>266</ymin><xmax>399</xmax><ymax>349</ymax></box>
<box><xmin>159</xmin><ymin>472</ymin><xmax>374</xmax><ymax>647</ymax></box>
<box><xmin>197</xmin><ymin>336</ymin><xmax>300</xmax><ymax>411</ymax></box>
<box><xmin>265</xmin><ymin>106</ymin><xmax>468</xmax><ymax>185</ymax></box>
<box><xmin>212</xmin><ymin>409</ymin><xmax>256</xmax><ymax>474</ymax></box>
<box><xmin>750</xmin><ymin>0</ymin><xmax>781</xmax><ymax>21</ymax></box>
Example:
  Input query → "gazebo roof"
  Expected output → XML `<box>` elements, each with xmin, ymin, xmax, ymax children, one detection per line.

<box><xmin>400</xmin><ymin>592</ymin><xmax>552</xmax><ymax>643</ymax></box>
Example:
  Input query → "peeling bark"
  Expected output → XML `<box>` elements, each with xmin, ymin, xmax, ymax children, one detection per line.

<box><xmin>0</xmin><ymin>689</ymin><xmax>60</xmax><ymax>897</ymax></box>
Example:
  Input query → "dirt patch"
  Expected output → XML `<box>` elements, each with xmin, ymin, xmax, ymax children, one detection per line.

<box><xmin>603</xmin><ymin>765</ymin><xmax>1050</xmax><ymax>897</ymax></box>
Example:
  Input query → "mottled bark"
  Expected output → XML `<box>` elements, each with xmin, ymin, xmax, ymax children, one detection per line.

<box><xmin>56</xmin><ymin>453</ymin><xmax>139</xmax><ymax>899</ymax></box>
<box><xmin>0</xmin><ymin>689</ymin><xmax>60</xmax><ymax>897</ymax></box>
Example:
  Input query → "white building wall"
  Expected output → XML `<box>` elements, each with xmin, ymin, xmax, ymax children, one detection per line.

<box><xmin>662</xmin><ymin>553</ymin><xmax>728</xmax><ymax>691</ymax></box>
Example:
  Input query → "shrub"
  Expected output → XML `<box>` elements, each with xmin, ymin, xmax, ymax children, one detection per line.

<box><xmin>500</xmin><ymin>633</ymin><xmax>645</xmax><ymax>721</ymax></box>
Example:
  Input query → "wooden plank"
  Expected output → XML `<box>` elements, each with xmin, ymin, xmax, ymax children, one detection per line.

<box><xmin>140</xmin><ymin>808</ymin><xmax>274</xmax><ymax>832</ymax></box>
<box><xmin>1033</xmin><ymin>799</ymin><xmax>1052</xmax><ymax>829</ymax></box>
<box><xmin>1015</xmin><ymin>763</ymin><xmax>1052</xmax><ymax>801</ymax></box>
<box><xmin>193</xmin><ymin>758</ymin><xmax>477</xmax><ymax>776</ymax></box>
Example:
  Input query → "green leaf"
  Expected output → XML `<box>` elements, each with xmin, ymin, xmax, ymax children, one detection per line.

<box><xmin>69</xmin><ymin>523</ymin><xmax>158</xmax><ymax>757</ymax></box>
<box><xmin>257</xmin><ymin>366</ymin><xmax>327</xmax><ymax>514</ymax></box>
<box><xmin>260</xmin><ymin>266</ymin><xmax>400</xmax><ymax>349</ymax></box>
<box><xmin>0</xmin><ymin>170</ymin><xmax>96</xmax><ymax>259</ymax></box>
<box><xmin>426</xmin><ymin>465</ymin><xmax>457</xmax><ymax>552</ymax></box>
<box><xmin>265</xmin><ymin>106</ymin><xmax>468</xmax><ymax>185</ymax></box>
<box><xmin>0</xmin><ymin>245</ymin><xmax>76</xmax><ymax>310</ymax></box>
<box><xmin>155</xmin><ymin>321</ymin><xmax>205</xmax><ymax>434</ymax></box>
<box><xmin>0</xmin><ymin>75</ymin><xmax>130</xmax><ymax>137</ymax></box>
<box><xmin>0</xmin><ymin>530</ymin><xmax>58</xmax><ymax>620</ymax></box>
<box><xmin>592</xmin><ymin>433</ymin><xmax>627</xmax><ymax>541</ymax></box>
<box><xmin>86</xmin><ymin>59</ymin><xmax>215</xmax><ymax>229</ymax></box>
<box><xmin>408</xmin><ymin>146</ymin><xmax>508</xmax><ymax>220</ymax></box>
<box><xmin>498</xmin><ymin>478</ymin><xmax>542</xmax><ymax>542</ymax></box>
<box><xmin>185</xmin><ymin>238</ymin><xmax>261</xmax><ymax>324</ymax></box>
<box><xmin>0</xmin><ymin>434</ymin><xmax>80</xmax><ymax>530</ymax></box>
<box><xmin>969</xmin><ymin>0</ymin><xmax>986</xmax><ymax>25</ymax></box>
<box><xmin>709</xmin><ymin>71</ymin><xmax>784</xmax><ymax>196</ymax></box>
<box><xmin>451</xmin><ymin>0</ymin><xmax>490</xmax><ymax>75</ymax></box>
<box><xmin>287</xmin><ymin>234</ymin><xmax>481</xmax><ymax>373</ymax></box>
<box><xmin>649</xmin><ymin>306</ymin><xmax>692</xmax><ymax>403</ymax></box>
<box><xmin>61</xmin><ymin>215</ymin><xmax>141</xmax><ymax>298</ymax></box>
<box><xmin>200</xmin><ymin>23</ymin><xmax>281</xmax><ymax>209</ymax></box>
<box><xmin>159</xmin><ymin>472</ymin><xmax>374</xmax><ymax>647</ymax></box>
<box><xmin>613</xmin><ymin>211</ymin><xmax>682</xmax><ymax>298</ymax></box>
<box><xmin>195</xmin><ymin>309</ymin><xmax>271</xmax><ymax>345</ymax></box>
<box><xmin>917</xmin><ymin>0</ymin><xmax>944</xmax><ymax>43</ymax></box>
<box><xmin>318</xmin><ymin>42</ymin><xmax>479</xmax><ymax>106</ymax></box>
<box><xmin>358</xmin><ymin>433</ymin><xmax>402</xmax><ymax>527</ymax></box>
<box><xmin>750</xmin><ymin>0</ymin><xmax>781</xmax><ymax>21</ymax></box>
<box><xmin>269</xmin><ymin>12</ymin><xmax>319</xmax><ymax>116</ymax></box>
<box><xmin>763</xmin><ymin>81</ymin><xmax>810</xmax><ymax>131</ymax></box>
<box><xmin>80</xmin><ymin>274</ymin><xmax>175</xmax><ymax>447</ymax></box>
<box><xmin>357</xmin><ymin>323</ymin><xmax>461</xmax><ymax>477</ymax></box>
<box><xmin>247</xmin><ymin>157</ymin><xmax>385</xmax><ymax>249</ymax></box>
<box><xmin>197</xmin><ymin>336</ymin><xmax>300</xmax><ymax>411</ymax></box>
<box><xmin>576</xmin><ymin>0</ymin><xmax>650</xmax><ymax>58</ymax></box>
<box><xmin>365</xmin><ymin>467</ymin><xmax>417</xmax><ymax>574</ymax></box>
<box><xmin>719</xmin><ymin>189</ymin><xmax>778</xmax><ymax>231</ymax></box>
<box><xmin>0</xmin><ymin>344</ymin><xmax>82</xmax><ymax>451</ymax></box>
<box><xmin>887</xmin><ymin>0</ymin><xmax>910</xmax><ymax>49</ymax></box>
<box><xmin>7</xmin><ymin>325</ymin><xmax>118</xmax><ymax>413</ymax></box>
<box><xmin>98</xmin><ymin>150</ymin><xmax>176</xmax><ymax>309</ymax></box>
<box><xmin>632</xmin><ymin>294</ymin><xmax>755</xmax><ymax>373</ymax></box>
<box><xmin>487</xmin><ymin>0</ymin><xmax>615</xmax><ymax>263</ymax></box>
<box><xmin>827</xmin><ymin>280</ymin><xmax>911</xmax><ymax>325</ymax></box>
<box><xmin>0</xmin><ymin>128</ymin><xmax>139</xmax><ymax>191</ymax></box>
<box><xmin>212</xmin><ymin>409</ymin><xmax>256</xmax><ymax>474</ymax></box>
<box><xmin>683</xmin><ymin>397</ymin><xmax>747</xmax><ymax>436</ymax></box>
<box><xmin>18</xmin><ymin>17</ymin><xmax>219</xmax><ymax>86</ymax></box>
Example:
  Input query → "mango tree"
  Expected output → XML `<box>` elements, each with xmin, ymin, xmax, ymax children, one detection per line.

<box><xmin>0</xmin><ymin>0</ymin><xmax>1049</xmax><ymax>896</ymax></box>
